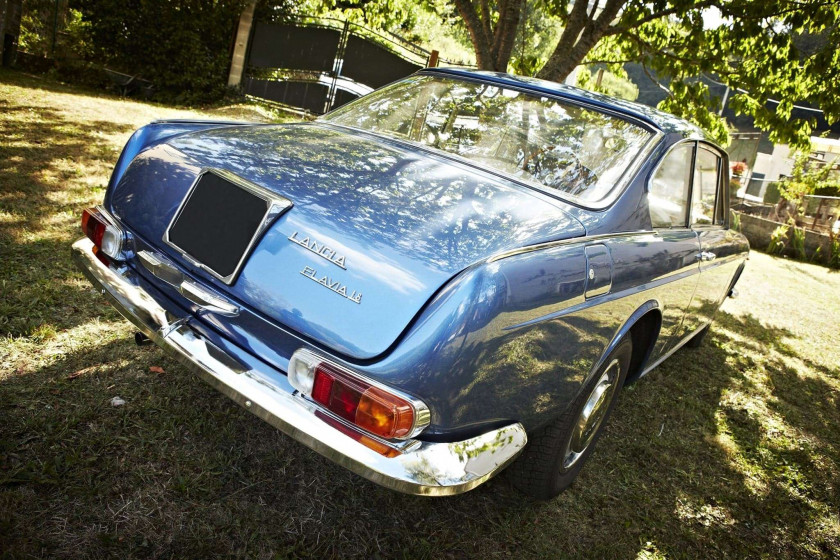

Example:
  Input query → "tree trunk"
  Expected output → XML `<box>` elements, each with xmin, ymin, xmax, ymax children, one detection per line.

<box><xmin>0</xmin><ymin>1</ymin><xmax>6</xmax><ymax>62</ymax></box>
<box><xmin>1</xmin><ymin>0</ymin><xmax>22</xmax><ymax>67</ymax></box>
<box><xmin>453</xmin><ymin>0</ymin><xmax>522</xmax><ymax>72</ymax></box>
<box><xmin>537</xmin><ymin>0</ymin><xmax>625</xmax><ymax>83</ymax></box>
<box><xmin>493</xmin><ymin>0</ymin><xmax>523</xmax><ymax>70</ymax></box>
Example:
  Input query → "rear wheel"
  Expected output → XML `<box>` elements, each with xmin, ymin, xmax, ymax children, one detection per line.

<box><xmin>508</xmin><ymin>338</ymin><xmax>632</xmax><ymax>500</ymax></box>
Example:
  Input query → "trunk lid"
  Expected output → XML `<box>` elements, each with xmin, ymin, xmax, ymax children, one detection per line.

<box><xmin>109</xmin><ymin>123</ymin><xmax>585</xmax><ymax>359</ymax></box>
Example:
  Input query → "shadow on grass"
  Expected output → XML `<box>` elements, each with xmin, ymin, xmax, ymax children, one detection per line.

<box><xmin>2</xmin><ymin>307</ymin><xmax>838</xmax><ymax>559</ymax></box>
<box><xmin>0</xmin><ymin>100</ymin><xmax>135</xmax><ymax>338</ymax></box>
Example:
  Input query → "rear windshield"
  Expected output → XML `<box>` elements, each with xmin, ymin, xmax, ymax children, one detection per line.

<box><xmin>322</xmin><ymin>75</ymin><xmax>654</xmax><ymax>204</ymax></box>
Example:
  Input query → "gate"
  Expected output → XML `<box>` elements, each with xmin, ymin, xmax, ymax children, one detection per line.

<box><xmin>242</xmin><ymin>17</ymin><xmax>454</xmax><ymax>114</ymax></box>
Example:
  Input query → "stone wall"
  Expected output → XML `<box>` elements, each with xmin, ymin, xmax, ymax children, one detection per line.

<box><xmin>734</xmin><ymin>211</ymin><xmax>836</xmax><ymax>265</ymax></box>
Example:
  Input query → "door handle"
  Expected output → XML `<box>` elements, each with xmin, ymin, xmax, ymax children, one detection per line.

<box><xmin>697</xmin><ymin>251</ymin><xmax>716</xmax><ymax>262</ymax></box>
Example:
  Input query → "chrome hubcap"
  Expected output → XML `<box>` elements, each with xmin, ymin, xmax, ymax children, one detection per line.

<box><xmin>563</xmin><ymin>359</ymin><xmax>621</xmax><ymax>469</ymax></box>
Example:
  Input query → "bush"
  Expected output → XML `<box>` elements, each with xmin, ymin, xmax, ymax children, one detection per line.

<box><xmin>70</xmin><ymin>0</ymin><xmax>294</xmax><ymax>105</ymax></box>
<box><xmin>830</xmin><ymin>238</ymin><xmax>840</xmax><ymax>269</ymax></box>
<box><xmin>763</xmin><ymin>180</ymin><xmax>782</xmax><ymax>204</ymax></box>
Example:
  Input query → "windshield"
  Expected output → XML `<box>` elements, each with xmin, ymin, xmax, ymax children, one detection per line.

<box><xmin>322</xmin><ymin>75</ymin><xmax>654</xmax><ymax>204</ymax></box>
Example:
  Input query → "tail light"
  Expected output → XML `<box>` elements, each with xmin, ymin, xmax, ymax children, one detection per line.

<box><xmin>288</xmin><ymin>349</ymin><xmax>430</xmax><ymax>441</ymax></box>
<box><xmin>81</xmin><ymin>207</ymin><xmax>124</xmax><ymax>260</ymax></box>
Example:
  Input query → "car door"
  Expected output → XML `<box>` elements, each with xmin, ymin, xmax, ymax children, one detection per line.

<box><xmin>645</xmin><ymin>142</ymin><xmax>702</xmax><ymax>359</ymax></box>
<box><xmin>688</xmin><ymin>144</ymin><xmax>744</xmax><ymax>327</ymax></box>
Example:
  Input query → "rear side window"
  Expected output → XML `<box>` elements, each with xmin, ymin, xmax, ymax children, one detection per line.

<box><xmin>649</xmin><ymin>144</ymin><xmax>693</xmax><ymax>228</ymax></box>
<box><xmin>692</xmin><ymin>147</ymin><xmax>723</xmax><ymax>225</ymax></box>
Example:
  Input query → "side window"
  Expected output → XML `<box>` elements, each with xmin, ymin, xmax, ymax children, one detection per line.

<box><xmin>649</xmin><ymin>144</ymin><xmax>693</xmax><ymax>228</ymax></box>
<box><xmin>692</xmin><ymin>148</ymin><xmax>723</xmax><ymax>226</ymax></box>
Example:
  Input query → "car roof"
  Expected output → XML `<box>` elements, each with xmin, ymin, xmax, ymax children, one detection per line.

<box><xmin>421</xmin><ymin>67</ymin><xmax>709</xmax><ymax>139</ymax></box>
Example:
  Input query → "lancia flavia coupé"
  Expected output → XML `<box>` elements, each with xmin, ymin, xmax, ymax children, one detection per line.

<box><xmin>73</xmin><ymin>68</ymin><xmax>749</xmax><ymax>499</ymax></box>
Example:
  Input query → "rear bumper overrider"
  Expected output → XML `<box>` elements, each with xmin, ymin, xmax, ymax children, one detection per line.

<box><xmin>71</xmin><ymin>237</ymin><xmax>527</xmax><ymax>496</ymax></box>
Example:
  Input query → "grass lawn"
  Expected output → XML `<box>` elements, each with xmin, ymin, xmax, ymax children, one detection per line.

<box><xmin>1</xmin><ymin>68</ymin><xmax>839</xmax><ymax>559</ymax></box>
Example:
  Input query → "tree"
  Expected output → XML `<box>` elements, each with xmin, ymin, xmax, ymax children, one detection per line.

<box><xmin>447</xmin><ymin>0</ymin><xmax>840</xmax><ymax>148</ymax></box>
<box><xmin>450</xmin><ymin>0</ymin><xmax>525</xmax><ymax>70</ymax></box>
<box><xmin>1</xmin><ymin>0</ymin><xmax>23</xmax><ymax>66</ymax></box>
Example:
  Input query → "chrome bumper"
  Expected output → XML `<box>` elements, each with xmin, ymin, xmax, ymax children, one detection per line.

<box><xmin>71</xmin><ymin>238</ymin><xmax>527</xmax><ymax>496</ymax></box>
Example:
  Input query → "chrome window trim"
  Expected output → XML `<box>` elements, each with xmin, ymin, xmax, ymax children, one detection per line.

<box><xmin>646</xmin><ymin>139</ymin><xmax>730</xmax><ymax>231</ymax></box>
<box><xmin>690</xmin><ymin>143</ymin><xmax>727</xmax><ymax>229</ymax></box>
<box><xmin>162</xmin><ymin>168</ymin><xmax>293</xmax><ymax>285</ymax></box>
<box><xmin>319</xmin><ymin>73</ymin><xmax>665</xmax><ymax>211</ymax></box>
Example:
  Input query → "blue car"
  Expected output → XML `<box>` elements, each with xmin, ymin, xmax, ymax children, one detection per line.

<box><xmin>73</xmin><ymin>68</ymin><xmax>749</xmax><ymax>499</ymax></box>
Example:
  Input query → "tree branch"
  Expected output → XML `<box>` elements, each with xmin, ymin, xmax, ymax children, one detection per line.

<box><xmin>493</xmin><ymin>0</ymin><xmax>523</xmax><ymax>70</ymax></box>
<box><xmin>478</xmin><ymin>0</ymin><xmax>492</xmax><ymax>41</ymax></box>
<box><xmin>452</xmin><ymin>0</ymin><xmax>493</xmax><ymax>68</ymax></box>
<box><xmin>606</xmin><ymin>0</ymin><xmax>722</xmax><ymax>36</ymax></box>
<box><xmin>535</xmin><ymin>0</ymin><xmax>592</xmax><ymax>79</ymax></box>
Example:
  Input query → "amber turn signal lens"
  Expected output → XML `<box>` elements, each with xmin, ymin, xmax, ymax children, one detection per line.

<box><xmin>356</xmin><ymin>387</ymin><xmax>414</xmax><ymax>439</ymax></box>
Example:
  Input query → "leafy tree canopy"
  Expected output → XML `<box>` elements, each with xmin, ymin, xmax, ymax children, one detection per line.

<box><xmin>380</xmin><ymin>0</ymin><xmax>839</xmax><ymax>149</ymax></box>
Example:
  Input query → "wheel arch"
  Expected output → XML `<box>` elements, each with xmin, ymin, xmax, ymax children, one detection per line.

<box><xmin>588</xmin><ymin>300</ymin><xmax>662</xmax><ymax>388</ymax></box>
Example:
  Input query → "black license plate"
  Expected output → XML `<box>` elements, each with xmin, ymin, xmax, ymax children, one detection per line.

<box><xmin>166</xmin><ymin>170</ymin><xmax>271</xmax><ymax>282</ymax></box>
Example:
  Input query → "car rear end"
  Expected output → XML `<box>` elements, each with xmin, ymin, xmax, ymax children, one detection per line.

<box><xmin>72</xmin><ymin>211</ymin><xmax>527</xmax><ymax>495</ymax></box>
<box><xmin>71</xmin><ymin>119</ymin><xmax>596</xmax><ymax>494</ymax></box>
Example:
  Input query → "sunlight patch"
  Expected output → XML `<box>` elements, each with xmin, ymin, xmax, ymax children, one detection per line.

<box><xmin>675</xmin><ymin>494</ymin><xmax>735</xmax><ymax>527</ymax></box>
<box><xmin>635</xmin><ymin>541</ymin><xmax>667</xmax><ymax>560</ymax></box>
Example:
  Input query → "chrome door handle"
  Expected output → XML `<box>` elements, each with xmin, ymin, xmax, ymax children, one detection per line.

<box><xmin>697</xmin><ymin>251</ymin><xmax>716</xmax><ymax>262</ymax></box>
<box><xmin>178</xmin><ymin>279</ymin><xmax>240</xmax><ymax>316</ymax></box>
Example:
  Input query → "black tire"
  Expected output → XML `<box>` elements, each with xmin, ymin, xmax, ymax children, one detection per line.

<box><xmin>685</xmin><ymin>324</ymin><xmax>710</xmax><ymax>348</ymax></box>
<box><xmin>508</xmin><ymin>338</ymin><xmax>633</xmax><ymax>500</ymax></box>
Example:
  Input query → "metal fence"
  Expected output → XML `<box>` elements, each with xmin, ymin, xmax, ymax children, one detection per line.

<box><xmin>242</xmin><ymin>17</ymin><xmax>461</xmax><ymax>114</ymax></box>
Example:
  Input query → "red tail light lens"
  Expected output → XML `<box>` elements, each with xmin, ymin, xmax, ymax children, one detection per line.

<box><xmin>82</xmin><ymin>207</ymin><xmax>106</xmax><ymax>247</ymax></box>
<box><xmin>81</xmin><ymin>207</ymin><xmax>124</xmax><ymax>259</ymax></box>
<box><xmin>288</xmin><ymin>349</ymin><xmax>429</xmax><ymax>440</ymax></box>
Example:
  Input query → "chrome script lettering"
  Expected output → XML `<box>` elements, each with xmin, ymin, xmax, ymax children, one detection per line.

<box><xmin>300</xmin><ymin>266</ymin><xmax>362</xmax><ymax>304</ymax></box>
<box><xmin>288</xmin><ymin>231</ymin><xmax>347</xmax><ymax>269</ymax></box>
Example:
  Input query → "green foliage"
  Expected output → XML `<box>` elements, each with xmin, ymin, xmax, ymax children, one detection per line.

<box><xmin>763</xmin><ymin>181</ymin><xmax>782</xmax><ymax>204</ymax></box>
<box><xmin>576</xmin><ymin>67</ymin><xmax>639</xmax><ymax>102</ymax></box>
<box><xmin>70</xmin><ymin>0</ymin><xmax>295</xmax><ymax>105</ymax></box>
<box><xmin>17</xmin><ymin>0</ymin><xmax>56</xmax><ymax>56</ymax></box>
<box><xmin>310</xmin><ymin>0</ymin><xmax>474</xmax><ymax>64</ymax></box>
<box><xmin>768</xmin><ymin>223</ymin><xmax>789</xmax><ymax>255</ymax></box>
<box><xmin>779</xmin><ymin>152</ymin><xmax>840</xmax><ymax>204</ymax></box>
<box><xmin>614</xmin><ymin>0</ymin><xmax>839</xmax><ymax>151</ymax></box>
<box><xmin>790</xmin><ymin>226</ymin><xmax>806</xmax><ymax>260</ymax></box>
<box><xmin>829</xmin><ymin>238</ymin><xmax>840</xmax><ymax>269</ymax></box>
